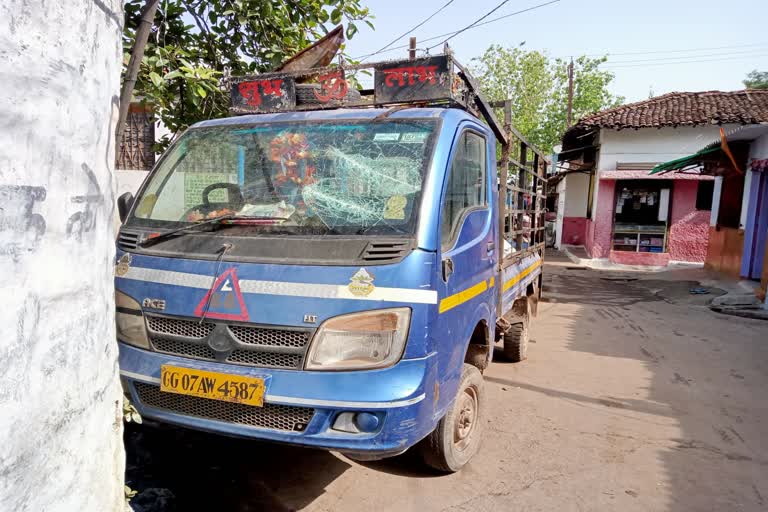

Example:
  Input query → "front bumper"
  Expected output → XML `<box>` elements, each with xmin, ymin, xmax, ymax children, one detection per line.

<box><xmin>119</xmin><ymin>343</ymin><xmax>438</xmax><ymax>456</ymax></box>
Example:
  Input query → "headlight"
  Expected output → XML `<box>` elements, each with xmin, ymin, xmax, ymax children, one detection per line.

<box><xmin>115</xmin><ymin>291</ymin><xmax>150</xmax><ymax>349</ymax></box>
<box><xmin>305</xmin><ymin>308</ymin><xmax>411</xmax><ymax>371</ymax></box>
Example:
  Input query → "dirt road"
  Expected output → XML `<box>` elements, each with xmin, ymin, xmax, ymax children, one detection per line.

<box><xmin>126</xmin><ymin>255</ymin><xmax>768</xmax><ymax>511</ymax></box>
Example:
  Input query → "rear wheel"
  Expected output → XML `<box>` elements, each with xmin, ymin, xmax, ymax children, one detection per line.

<box><xmin>503</xmin><ymin>298</ymin><xmax>530</xmax><ymax>362</ymax></box>
<box><xmin>419</xmin><ymin>363</ymin><xmax>485</xmax><ymax>473</ymax></box>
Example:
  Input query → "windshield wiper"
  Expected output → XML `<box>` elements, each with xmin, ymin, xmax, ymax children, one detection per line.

<box><xmin>138</xmin><ymin>214</ymin><xmax>235</xmax><ymax>247</ymax></box>
<box><xmin>138</xmin><ymin>215</ymin><xmax>295</xmax><ymax>247</ymax></box>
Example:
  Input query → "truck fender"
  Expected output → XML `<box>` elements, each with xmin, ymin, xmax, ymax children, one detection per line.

<box><xmin>460</xmin><ymin>301</ymin><xmax>492</xmax><ymax>362</ymax></box>
<box><xmin>434</xmin><ymin>300</ymin><xmax>493</xmax><ymax>421</ymax></box>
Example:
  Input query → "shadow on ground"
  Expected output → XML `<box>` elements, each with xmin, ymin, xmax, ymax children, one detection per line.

<box><xmin>125</xmin><ymin>422</ymin><xmax>439</xmax><ymax>511</ymax></box>
<box><xmin>125</xmin><ymin>424</ymin><xmax>350</xmax><ymax>512</ymax></box>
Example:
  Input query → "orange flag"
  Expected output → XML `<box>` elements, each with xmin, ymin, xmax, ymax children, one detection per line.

<box><xmin>720</xmin><ymin>127</ymin><xmax>743</xmax><ymax>175</ymax></box>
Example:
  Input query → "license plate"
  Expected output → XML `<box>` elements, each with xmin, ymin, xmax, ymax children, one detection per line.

<box><xmin>160</xmin><ymin>365</ymin><xmax>265</xmax><ymax>407</ymax></box>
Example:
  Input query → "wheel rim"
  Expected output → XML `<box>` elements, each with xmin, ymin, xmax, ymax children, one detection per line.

<box><xmin>453</xmin><ymin>385</ymin><xmax>478</xmax><ymax>452</ymax></box>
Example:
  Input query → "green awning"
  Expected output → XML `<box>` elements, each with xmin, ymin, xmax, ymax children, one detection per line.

<box><xmin>649</xmin><ymin>146</ymin><xmax>721</xmax><ymax>175</ymax></box>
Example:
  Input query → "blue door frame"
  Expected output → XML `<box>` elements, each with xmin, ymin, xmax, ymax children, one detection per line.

<box><xmin>742</xmin><ymin>170</ymin><xmax>768</xmax><ymax>280</ymax></box>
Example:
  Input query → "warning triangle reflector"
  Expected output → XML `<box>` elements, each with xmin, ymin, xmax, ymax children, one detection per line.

<box><xmin>194</xmin><ymin>268</ymin><xmax>249</xmax><ymax>321</ymax></box>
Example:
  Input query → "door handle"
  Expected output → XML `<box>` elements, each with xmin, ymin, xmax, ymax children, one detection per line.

<box><xmin>442</xmin><ymin>258</ymin><xmax>454</xmax><ymax>282</ymax></box>
<box><xmin>487</xmin><ymin>241</ymin><xmax>495</xmax><ymax>253</ymax></box>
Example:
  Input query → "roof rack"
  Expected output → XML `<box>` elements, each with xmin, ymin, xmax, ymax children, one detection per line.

<box><xmin>228</xmin><ymin>52</ymin><xmax>509</xmax><ymax>145</ymax></box>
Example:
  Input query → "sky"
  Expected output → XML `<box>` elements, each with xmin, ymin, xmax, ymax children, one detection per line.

<box><xmin>342</xmin><ymin>0</ymin><xmax>768</xmax><ymax>103</ymax></box>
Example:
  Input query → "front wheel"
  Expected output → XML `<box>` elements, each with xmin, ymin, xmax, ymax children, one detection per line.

<box><xmin>419</xmin><ymin>363</ymin><xmax>485</xmax><ymax>473</ymax></box>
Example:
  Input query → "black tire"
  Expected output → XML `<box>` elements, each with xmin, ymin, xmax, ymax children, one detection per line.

<box><xmin>419</xmin><ymin>363</ymin><xmax>485</xmax><ymax>473</ymax></box>
<box><xmin>503</xmin><ymin>298</ymin><xmax>530</xmax><ymax>362</ymax></box>
<box><xmin>295</xmin><ymin>84</ymin><xmax>361</xmax><ymax>106</ymax></box>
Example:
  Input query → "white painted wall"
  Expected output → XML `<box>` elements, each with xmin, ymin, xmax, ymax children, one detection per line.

<box><xmin>711</xmin><ymin>177</ymin><xmax>723</xmax><ymax>227</ymax></box>
<box><xmin>749</xmin><ymin>132</ymin><xmax>768</xmax><ymax>160</ymax></box>
<box><xmin>564</xmin><ymin>172</ymin><xmax>590</xmax><ymax>217</ymax></box>
<box><xmin>116</xmin><ymin>169</ymin><xmax>150</xmax><ymax>198</ymax></box>
<box><xmin>598</xmin><ymin>124</ymin><xmax>743</xmax><ymax>171</ymax></box>
<box><xmin>555</xmin><ymin>179</ymin><xmax>565</xmax><ymax>249</ymax></box>
<box><xmin>115</xmin><ymin>170</ymin><xmax>149</xmax><ymax>229</ymax></box>
<box><xmin>0</xmin><ymin>2</ymin><xmax>125</xmax><ymax>511</ymax></box>
<box><xmin>740</xmin><ymin>172</ymin><xmax>753</xmax><ymax>229</ymax></box>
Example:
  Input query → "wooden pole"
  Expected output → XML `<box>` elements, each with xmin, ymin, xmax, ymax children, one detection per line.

<box><xmin>116</xmin><ymin>0</ymin><xmax>161</xmax><ymax>152</ymax></box>
<box><xmin>566</xmin><ymin>58</ymin><xmax>574</xmax><ymax>128</ymax></box>
<box><xmin>497</xmin><ymin>100</ymin><xmax>512</xmax><ymax>317</ymax></box>
<box><xmin>409</xmin><ymin>37</ymin><xmax>417</xmax><ymax>60</ymax></box>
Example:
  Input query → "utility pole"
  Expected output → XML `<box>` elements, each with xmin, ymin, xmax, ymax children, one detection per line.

<box><xmin>566</xmin><ymin>58</ymin><xmax>574</xmax><ymax>128</ymax></box>
<box><xmin>409</xmin><ymin>37</ymin><xmax>417</xmax><ymax>60</ymax></box>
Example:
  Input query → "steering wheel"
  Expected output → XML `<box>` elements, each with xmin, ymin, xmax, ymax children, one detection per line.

<box><xmin>202</xmin><ymin>182</ymin><xmax>244</xmax><ymax>210</ymax></box>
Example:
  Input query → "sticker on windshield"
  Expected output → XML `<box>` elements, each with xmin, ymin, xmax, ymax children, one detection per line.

<box><xmin>400</xmin><ymin>132</ymin><xmax>429</xmax><ymax>143</ymax></box>
<box><xmin>373</xmin><ymin>133</ymin><xmax>400</xmax><ymax>142</ymax></box>
<box><xmin>383</xmin><ymin>195</ymin><xmax>407</xmax><ymax>220</ymax></box>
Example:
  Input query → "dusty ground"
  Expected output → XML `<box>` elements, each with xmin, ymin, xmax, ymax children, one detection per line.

<box><xmin>126</xmin><ymin>253</ymin><xmax>768</xmax><ymax>512</ymax></box>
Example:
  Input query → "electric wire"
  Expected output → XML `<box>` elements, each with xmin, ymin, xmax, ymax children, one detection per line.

<box><xmin>425</xmin><ymin>0</ymin><xmax>515</xmax><ymax>51</ymax></box>
<box><xmin>602</xmin><ymin>53</ymin><xmax>768</xmax><ymax>69</ymax></box>
<box><xmin>604</xmin><ymin>48</ymin><xmax>768</xmax><ymax>65</ymax></box>
<box><xmin>358</xmin><ymin>0</ymin><xmax>457</xmax><ymax>62</ymax></box>
<box><xmin>578</xmin><ymin>42</ymin><xmax>768</xmax><ymax>58</ymax></box>
<box><xmin>352</xmin><ymin>0</ymin><xmax>561</xmax><ymax>60</ymax></box>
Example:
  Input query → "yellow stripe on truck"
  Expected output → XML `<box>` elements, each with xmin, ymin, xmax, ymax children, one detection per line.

<box><xmin>439</xmin><ymin>280</ymin><xmax>488</xmax><ymax>314</ymax></box>
<box><xmin>437</xmin><ymin>259</ymin><xmax>542</xmax><ymax>314</ymax></box>
<box><xmin>502</xmin><ymin>259</ymin><xmax>542</xmax><ymax>292</ymax></box>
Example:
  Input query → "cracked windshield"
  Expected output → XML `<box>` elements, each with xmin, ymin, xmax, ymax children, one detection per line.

<box><xmin>131</xmin><ymin>120</ymin><xmax>437</xmax><ymax>235</ymax></box>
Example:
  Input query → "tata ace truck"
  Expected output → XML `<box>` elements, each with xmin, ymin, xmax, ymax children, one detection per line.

<box><xmin>115</xmin><ymin>53</ymin><xmax>547</xmax><ymax>472</ymax></box>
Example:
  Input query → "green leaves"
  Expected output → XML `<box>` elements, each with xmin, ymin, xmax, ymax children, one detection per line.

<box><xmin>122</xmin><ymin>0</ymin><xmax>374</xmax><ymax>150</ymax></box>
<box><xmin>148</xmin><ymin>71</ymin><xmax>163</xmax><ymax>88</ymax></box>
<box><xmin>473</xmin><ymin>45</ymin><xmax>622</xmax><ymax>153</ymax></box>
<box><xmin>744</xmin><ymin>70</ymin><xmax>768</xmax><ymax>89</ymax></box>
<box><xmin>123</xmin><ymin>397</ymin><xmax>142</xmax><ymax>424</ymax></box>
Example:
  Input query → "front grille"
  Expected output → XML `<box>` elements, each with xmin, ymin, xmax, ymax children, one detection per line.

<box><xmin>134</xmin><ymin>382</ymin><xmax>314</xmax><ymax>432</ymax></box>
<box><xmin>146</xmin><ymin>315</ymin><xmax>312</xmax><ymax>370</ymax></box>
<box><xmin>228</xmin><ymin>350</ymin><xmax>301</xmax><ymax>368</ymax></box>
<box><xmin>147</xmin><ymin>316</ymin><xmax>215</xmax><ymax>339</ymax></box>
<box><xmin>229</xmin><ymin>325</ymin><xmax>309</xmax><ymax>348</ymax></box>
<box><xmin>152</xmin><ymin>338</ymin><xmax>216</xmax><ymax>360</ymax></box>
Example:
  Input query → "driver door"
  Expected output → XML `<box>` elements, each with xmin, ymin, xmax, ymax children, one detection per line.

<box><xmin>434</xmin><ymin>126</ymin><xmax>495</xmax><ymax>411</ymax></box>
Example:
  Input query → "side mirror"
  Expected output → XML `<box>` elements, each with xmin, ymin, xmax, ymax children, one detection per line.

<box><xmin>117</xmin><ymin>192</ymin><xmax>134</xmax><ymax>224</ymax></box>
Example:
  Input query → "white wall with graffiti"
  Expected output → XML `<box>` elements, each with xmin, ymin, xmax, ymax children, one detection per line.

<box><xmin>0</xmin><ymin>1</ymin><xmax>125</xmax><ymax>511</ymax></box>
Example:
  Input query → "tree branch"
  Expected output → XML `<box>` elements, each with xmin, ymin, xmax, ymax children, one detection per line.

<box><xmin>116</xmin><ymin>0</ymin><xmax>161</xmax><ymax>153</ymax></box>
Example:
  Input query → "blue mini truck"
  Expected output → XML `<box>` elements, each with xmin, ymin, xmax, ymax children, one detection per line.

<box><xmin>115</xmin><ymin>53</ymin><xmax>547</xmax><ymax>472</ymax></box>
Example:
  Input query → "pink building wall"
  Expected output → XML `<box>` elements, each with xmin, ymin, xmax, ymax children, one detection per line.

<box><xmin>668</xmin><ymin>181</ymin><xmax>710</xmax><ymax>262</ymax></box>
<box><xmin>561</xmin><ymin>217</ymin><xmax>588</xmax><ymax>245</ymax></box>
<box><xmin>585</xmin><ymin>180</ymin><xmax>616</xmax><ymax>259</ymax></box>
<box><xmin>584</xmin><ymin>179</ymin><xmax>709</xmax><ymax>264</ymax></box>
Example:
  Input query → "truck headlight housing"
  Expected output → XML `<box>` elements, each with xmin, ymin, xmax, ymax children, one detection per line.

<box><xmin>115</xmin><ymin>291</ymin><xmax>150</xmax><ymax>349</ymax></box>
<box><xmin>305</xmin><ymin>308</ymin><xmax>411</xmax><ymax>371</ymax></box>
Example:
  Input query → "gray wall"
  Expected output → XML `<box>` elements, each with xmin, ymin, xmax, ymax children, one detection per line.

<box><xmin>0</xmin><ymin>1</ymin><xmax>125</xmax><ymax>510</ymax></box>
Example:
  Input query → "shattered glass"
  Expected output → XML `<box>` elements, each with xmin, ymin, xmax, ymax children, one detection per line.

<box><xmin>302</xmin><ymin>147</ymin><xmax>423</xmax><ymax>228</ymax></box>
<box><xmin>130</xmin><ymin>120</ymin><xmax>437</xmax><ymax>236</ymax></box>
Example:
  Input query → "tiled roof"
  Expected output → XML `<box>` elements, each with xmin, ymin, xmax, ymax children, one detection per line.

<box><xmin>574</xmin><ymin>90</ymin><xmax>768</xmax><ymax>130</ymax></box>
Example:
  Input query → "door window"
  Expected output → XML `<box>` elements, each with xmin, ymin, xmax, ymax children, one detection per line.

<box><xmin>440</xmin><ymin>131</ymin><xmax>487</xmax><ymax>248</ymax></box>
